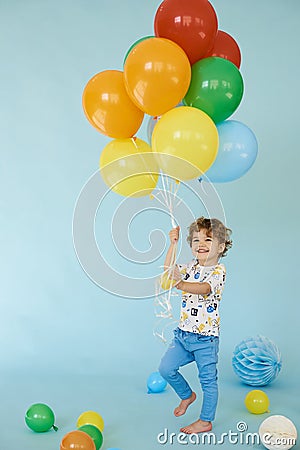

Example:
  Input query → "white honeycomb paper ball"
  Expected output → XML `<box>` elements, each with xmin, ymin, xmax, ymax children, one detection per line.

<box><xmin>259</xmin><ymin>415</ymin><xmax>297</xmax><ymax>450</ymax></box>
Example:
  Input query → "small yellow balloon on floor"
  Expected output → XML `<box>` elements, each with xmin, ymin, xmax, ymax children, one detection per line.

<box><xmin>244</xmin><ymin>390</ymin><xmax>270</xmax><ymax>414</ymax></box>
<box><xmin>77</xmin><ymin>411</ymin><xmax>105</xmax><ymax>433</ymax></box>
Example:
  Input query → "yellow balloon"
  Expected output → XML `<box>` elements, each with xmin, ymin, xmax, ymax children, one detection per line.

<box><xmin>152</xmin><ymin>106</ymin><xmax>219</xmax><ymax>181</ymax></box>
<box><xmin>76</xmin><ymin>410</ymin><xmax>105</xmax><ymax>432</ymax></box>
<box><xmin>160</xmin><ymin>272</ymin><xmax>177</xmax><ymax>290</ymax></box>
<box><xmin>244</xmin><ymin>390</ymin><xmax>270</xmax><ymax>415</ymax></box>
<box><xmin>100</xmin><ymin>138</ymin><xmax>159</xmax><ymax>197</ymax></box>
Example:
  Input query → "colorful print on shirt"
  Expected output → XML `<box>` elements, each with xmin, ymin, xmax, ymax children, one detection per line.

<box><xmin>177</xmin><ymin>261</ymin><xmax>226</xmax><ymax>337</ymax></box>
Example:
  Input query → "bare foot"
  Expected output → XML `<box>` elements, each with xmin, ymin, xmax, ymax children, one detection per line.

<box><xmin>174</xmin><ymin>392</ymin><xmax>196</xmax><ymax>417</ymax></box>
<box><xmin>180</xmin><ymin>419</ymin><xmax>212</xmax><ymax>434</ymax></box>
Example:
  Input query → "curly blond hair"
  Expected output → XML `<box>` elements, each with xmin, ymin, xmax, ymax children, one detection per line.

<box><xmin>187</xmin><ymin>216</ymin><xmax>232</xmax><ymax>257</ymax></box>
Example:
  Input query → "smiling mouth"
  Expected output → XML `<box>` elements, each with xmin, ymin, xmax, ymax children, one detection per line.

<box><xmin>197</xmin><ymin>249</ymin><xmax>209</xmax><ymax>253</ymax></box>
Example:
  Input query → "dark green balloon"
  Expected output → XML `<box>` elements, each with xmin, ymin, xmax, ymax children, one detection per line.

<box><xmin>123</xmin><ymin>36</ymin><xmax>154</xmax><ymax>66</ymax></box>
<box><xmin>25</xmin><ymin>403</ymin><xmax>57</xmax><ymax>432</ymax></box>
<box><xmin>78</xmin><ymin>424</ymin><xmax>103</xmax><ymax>450</ymax></box>
<box><xmin>183</xmin><ymin>57</ymin><xmax>244</xmax><ymax>124</ymax></box>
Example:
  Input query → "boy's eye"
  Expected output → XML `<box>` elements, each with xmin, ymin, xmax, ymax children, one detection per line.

<box><xmin>206</xmin><ymin>238</ymin><xmax>212</xmax><ymax>241</ymax></box>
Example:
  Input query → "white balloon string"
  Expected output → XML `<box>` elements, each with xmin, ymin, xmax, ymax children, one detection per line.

<box><xmin>153</xmin><ymin>174</ymin><xmax>180</xmax><ymax>229</ymax></box>
<box><xmin>153</xmin><ymin>318</ymin><xmax>178</xmax><ymax>344</ymax></box>
<box><xmin>152</xmin><ymin>175</ymin><xmax>181</xmax><ymax>343</ymax></box>
<box><xmin>160</xmin><ymin>171</ymin><xmax>172</xmax><ymax>212</ymax></box>
<box><xmin>130</xmin><ymin>138</ymin><xmax>159</xmax><ymax>187</ymax></box>
<box><xmin>151</xmin><ymin>190</ymin><xmax>170</xmax><ymax>210</ymax></box>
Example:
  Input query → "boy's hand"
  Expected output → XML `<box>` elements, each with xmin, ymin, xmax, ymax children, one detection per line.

<box><xmin>169</xmin><ymin>226</ymin><xmax>180</xmax><ymax>245</ymax></box>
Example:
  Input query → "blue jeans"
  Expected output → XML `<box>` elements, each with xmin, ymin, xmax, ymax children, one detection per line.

<box><xmin>159</xmin><ymin>328</ymin><xmax>219</xmax><ymax>422</ymax></box>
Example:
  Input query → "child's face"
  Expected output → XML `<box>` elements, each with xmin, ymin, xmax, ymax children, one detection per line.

<box><xmin>191</xmin><ymin>229</ymin><xmax>225</xmax><ymax>265</ymax></box>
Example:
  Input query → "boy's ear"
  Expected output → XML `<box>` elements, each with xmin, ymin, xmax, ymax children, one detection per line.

<box><xmin>219</xmin><ymin>242</ymin><xmax>225</xmax><ymax>255</ymax></box>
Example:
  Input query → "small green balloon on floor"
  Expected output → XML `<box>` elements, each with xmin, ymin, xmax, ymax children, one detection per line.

<box><xmin>78</xmin><ymin>424</ymin><xmax>103</xmax><ymax>450</ymax></box>
<box><xmin>25</xmin><ymin>403</ymin><xmax>58</xmax><ymax>432</ymax></box>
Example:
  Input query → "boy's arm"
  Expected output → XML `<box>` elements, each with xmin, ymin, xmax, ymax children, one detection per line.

<box><xmin>171</xmin><ymin>265</ymin><xmax>211</xmax><ymax>295</ymax></box>
<box><xmin>164</xmin><ymin>243</ymin><xmax>177</xmax><ymax>270</ymax></box>
<box><xmin>174</xmin><ymin>265</ymin><xmax>226</xmax><ymax>296</ymax></box>
<box><xmin>164</xmin><ymin>226</ymin><xmax>180</xmax><ymax>270</ymax></box>
<box><xmin>176</xmin><ymin>280</ymin><xmax>211</xmax><ymax>295</ymax></box>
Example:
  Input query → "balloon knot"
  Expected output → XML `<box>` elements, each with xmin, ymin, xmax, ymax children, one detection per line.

<box><xmin>198</xmin><ymin>177</ymin><xmax>203</xmax><ymax>183</ymax></box>
<box><xmin>52</xmin><ymin>425</ymin><xmax>58</xmax><ymax>432</ymax></box>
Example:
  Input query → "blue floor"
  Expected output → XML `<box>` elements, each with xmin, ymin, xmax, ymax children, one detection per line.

<box><xmin>2</xmin><ymin>355</ymin><xmax>299</xmax><ymax>450</ymax></box>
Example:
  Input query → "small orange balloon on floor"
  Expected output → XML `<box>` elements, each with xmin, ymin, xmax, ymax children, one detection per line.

<box><xmin>60</xmin><ymin>430</ymin><xmax>96</xmax><ymax>450</ymax></box>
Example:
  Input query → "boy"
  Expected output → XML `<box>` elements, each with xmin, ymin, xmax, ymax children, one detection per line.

<box><xmin>159</xmin><ymin>217</ymin><xmax>232</xmax><ymax>434</ymax></box>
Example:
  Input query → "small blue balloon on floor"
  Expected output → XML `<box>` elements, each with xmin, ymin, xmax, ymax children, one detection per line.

<box><xmin>147</xmin><ymin>371</ymin><xmax>167</xmax><ymax>393</ymax></box>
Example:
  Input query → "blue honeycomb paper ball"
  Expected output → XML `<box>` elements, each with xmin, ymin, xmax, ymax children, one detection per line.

<box><xmin>232</xmin><ymin>335</ymin><xmax>282</xmax><ymax>386</ymax></box>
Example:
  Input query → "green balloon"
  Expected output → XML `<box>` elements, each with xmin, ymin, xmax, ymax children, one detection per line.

<box><xmin>123</xmin><ymin>36</ymin><xmax>154</xmax><ymax>66</ymax></box>
<box><xmin>78</xmin><ymin>424</ymin><xmax>103</xmax><ymax>450</ymax></box>
<box><xmin>25</xmin><ymin>403</ymin><xmax>58</xmax><ymax>432</ymax></box>
<box><xmin>183</xmin><ymin>57</ymin><xmax>244</xmax><ymax>124</ymax></box>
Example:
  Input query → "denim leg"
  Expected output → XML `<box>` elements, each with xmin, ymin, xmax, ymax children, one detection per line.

<box><xmin>193</xmin><ymin>337</ymin><xmax>219</xmax><ymax>422</ymax></box>
<box><xmin>159</xmin><ymin>335</ymin><xmax>194</xmax><ymax>400</ymax></box>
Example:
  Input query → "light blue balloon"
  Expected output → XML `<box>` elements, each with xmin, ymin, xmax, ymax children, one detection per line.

<box><xmin>204</xmin><ymin>120</ymin><xmax>258</xmax><ymax>182</ymax></box>
<box><xmin>146</xmin><ymin>102</ymin><xmax>184</xmax><ymax>144</ymax></box>
<box><xmin>146</xmin><ymin>116</ymin><xmax>159</xmax><ymax>144</ymax></box>
<box><xmin>147</xmin><ymin>371</ymin><xmax>167</xmax><ymax>393</ymax></box>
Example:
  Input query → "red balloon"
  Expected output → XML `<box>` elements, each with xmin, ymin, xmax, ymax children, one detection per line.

<box><xmin>206</xmin><ymin>30</ymin><xmax>241</xmax><ymax>68</ymax></box>
<box><xmin>154</xmin><ymin>0</ymin><xmax>218</xmax><ymax>64</ymax></box>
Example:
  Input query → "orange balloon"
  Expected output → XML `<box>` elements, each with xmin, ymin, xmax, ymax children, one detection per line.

<box><xmin>60</xmin><ymin>430</ymin><xmax>96</xmax><ymax>450</ymax></box>
<box><xmin>124</xmin><ymin>37</ymin><xmax>191</xmax><ymax>116</ymax></box>
<box><xmin>82</xmin><ymin>70</ymin><xmax>144</xmax><ymax>138</ymax></box>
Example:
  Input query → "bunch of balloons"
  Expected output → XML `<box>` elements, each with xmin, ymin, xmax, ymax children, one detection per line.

<box><xmin>60</xmin><ymin>410</ymin><xmax>104</xmax><ymax>450</ymax></box>
<box><xmin>82</xmin><ymin>0</ymin><xmax>258</xmax><ymax>197</ymax></box>
<box><xmin>25</xmin><ymin>404</ymin><xmax>123</xmax><ymax>449</ymax></box>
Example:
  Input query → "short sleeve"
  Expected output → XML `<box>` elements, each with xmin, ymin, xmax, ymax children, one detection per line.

<box><xmin>178</xmin><ymin>260</ymin><xmax>196</xmax><ymax>281</ymax></box>
<box><xmin>205</xmin><ymin>264</ymin><xmax>226</xmax><ymax>300</ymax></box>
<box><xmin>177</xmin><ymin>263</ymin><xmax>187</xmax><ymax>275</ymax></box>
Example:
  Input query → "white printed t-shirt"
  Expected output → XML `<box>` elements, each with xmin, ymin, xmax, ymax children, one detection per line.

<box><xmin>177</xmin><ymin>261</ymin><xmax>226</xmax><ymax>337</ymax></box>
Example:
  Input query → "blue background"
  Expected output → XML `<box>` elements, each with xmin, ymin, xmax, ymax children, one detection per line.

<box><xmin>1</xmin><ymin>0</ymin><xmax>299</xmax><ymax>449</ymax></box>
